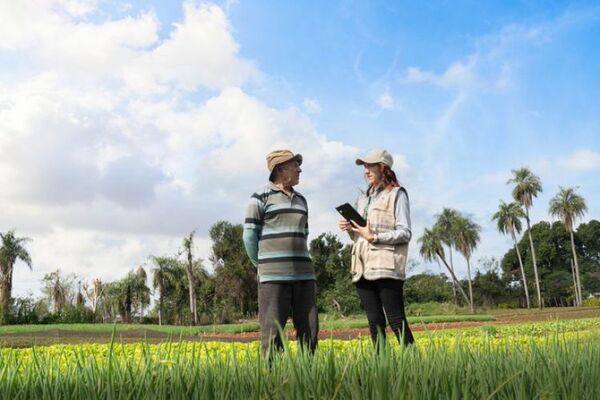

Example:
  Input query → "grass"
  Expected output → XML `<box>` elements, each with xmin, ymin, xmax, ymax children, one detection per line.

<box><xmin>1</xmin><ymin>323</ymin><xmax>599</xmax><ymax>399</ymax></box>
<box><xmin>0</xmin><ymin>314</ymin><xmax>496</xmax><ymax>336</ymax></box>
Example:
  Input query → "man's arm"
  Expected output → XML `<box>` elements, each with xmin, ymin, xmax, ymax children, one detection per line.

<box><xmin>243</xmin><ymin>193</ymin><xmax>265</xmax><ymax>267</ymax></box>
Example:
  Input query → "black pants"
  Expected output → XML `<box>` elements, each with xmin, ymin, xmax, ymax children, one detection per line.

<box><xmin>258</xmin><ymin>280</ymin><xmax>319</xmax><ymax>355</ymax></box>
<box><xmin>355</xmin><ymin>278</ymin><xmax>414</xmax><ymax>347</ymax></box>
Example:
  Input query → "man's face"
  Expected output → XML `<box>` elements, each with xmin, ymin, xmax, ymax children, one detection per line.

<box><xmin>278</xmin><ymin>160</ymin><xmax>302</xmax><ymax>186</ymax></box>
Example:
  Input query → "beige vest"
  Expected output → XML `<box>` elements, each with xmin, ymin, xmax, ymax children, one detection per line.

<box><xmin>351</xmin><ymin>187</ymin><xmax>408</xmax><ymax>282</ymax></box>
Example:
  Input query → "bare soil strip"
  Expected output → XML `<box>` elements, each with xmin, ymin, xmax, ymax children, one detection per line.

<box><xmin>1</xmin><ymin>307</ymin><xmax>598</xmax><ymax>348</ymax></box>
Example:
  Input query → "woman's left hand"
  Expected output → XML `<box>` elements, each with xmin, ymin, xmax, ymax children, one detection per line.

<box><xmin>350</xmin><ymin>220</ymin><xmax>375</xmax><ymax>242</ymax></box>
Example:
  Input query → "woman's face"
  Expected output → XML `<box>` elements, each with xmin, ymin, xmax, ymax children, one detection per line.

<box><xmin>364</xmin><ymin>163</ymin><xmax>382</xmax><ymax>186</ymax></box>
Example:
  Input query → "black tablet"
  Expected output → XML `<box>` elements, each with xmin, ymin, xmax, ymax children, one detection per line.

<box><xmin>336</xmin><ymin>203</ymin><xmax>367</xmax><ymax>227</ymax></box>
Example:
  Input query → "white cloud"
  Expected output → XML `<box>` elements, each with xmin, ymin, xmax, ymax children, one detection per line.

<box><xmin>377</xmin><ymin>89</ymin><xmax>394</xmax><ymax>110</ymax></box>
<box><xmin>0</xmin><ymin>1</ymin><xmax>363</xmax><ymax>298</ymax></box>
<box><xmin>0</xmin><ymin>1</ymin><xmax>258</xmax><ymax>92</ymax></box>
<box><xmin>303</xmin><ymin>98</ymin><xmax>321</xmax><ymax>114</ymax></box>
<box><xmin>480</xmin><ymin>171</ymin><xmax>512</xmax><ymax>185</ymax></box>
<box><xmin>123</xmin><ymin>2</ymin><xmax>259</xmax><ymax>92</ymax></box>
<box><xmin>559</xmin><ymin>150</ymin><xmax>600</xmax><ymax>171</ymax></box>
<box><xmin>404</xmin><ymin>58</ymin><xmax>479</xmax><ymax>89</ymax></box>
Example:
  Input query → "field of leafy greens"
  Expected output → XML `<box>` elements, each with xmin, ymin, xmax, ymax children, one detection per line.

<box><xmin>0</xmin><ymin>319</ymin><xmax>599</xmax><ymax>399</ymax></box>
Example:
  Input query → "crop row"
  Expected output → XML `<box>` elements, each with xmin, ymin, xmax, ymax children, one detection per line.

<box><xmin>0</xmin><ymin>319</ymin><xmax>599</xmax><ymax>399</ymax></box>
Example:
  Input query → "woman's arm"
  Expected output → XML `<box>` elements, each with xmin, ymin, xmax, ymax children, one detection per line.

<box><xmin>373</xmin><ymin>189</ymin><xmax>411</xmax><ymax>245</ymax></box>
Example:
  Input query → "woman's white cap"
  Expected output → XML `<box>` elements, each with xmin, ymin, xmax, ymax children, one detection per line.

<box><xmin>355</xmin><ymin>148</ymin><xmax>393</xmax><ymax>167</ymax></box>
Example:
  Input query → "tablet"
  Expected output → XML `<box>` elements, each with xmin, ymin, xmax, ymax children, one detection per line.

<box><xmin>336</xmin><ymin>203</ymin><xmax>367</xmax><ymax>227</ymax></box>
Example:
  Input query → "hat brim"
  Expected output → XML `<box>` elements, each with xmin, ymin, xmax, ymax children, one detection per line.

<box><xmin>293</xmin><ymin>154</ymin><xmax>303</xmax><ymax>165</ymax></box>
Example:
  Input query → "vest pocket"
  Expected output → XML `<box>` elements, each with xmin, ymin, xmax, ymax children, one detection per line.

<box><xmin>367</xmin><ymin>244</ymin><xmax>395</xmax><ymax>270</ymax></box>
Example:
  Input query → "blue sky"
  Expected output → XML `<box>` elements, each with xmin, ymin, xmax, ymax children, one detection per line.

<box><xmin>0</xmin><ymin>0</ymin><xmax>599</xmax><ymax>297</ymax></box>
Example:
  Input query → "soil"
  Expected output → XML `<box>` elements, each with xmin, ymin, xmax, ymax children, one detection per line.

<box><xmin>1</xmin><ymin>307</ymin><xmax>598</xmax><ymax>348</ymax></box>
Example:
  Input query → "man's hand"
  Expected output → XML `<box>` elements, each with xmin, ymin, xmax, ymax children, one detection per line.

<box><xmin>350</xmin><ymin>220</ymin><xmax>375</xmax><ymax>243</ymax></box>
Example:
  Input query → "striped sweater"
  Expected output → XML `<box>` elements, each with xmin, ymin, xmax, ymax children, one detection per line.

<box><xmin>242</xmin><ymin>183</ymin><xmax>315</xmax><ymax>283</ymax></box>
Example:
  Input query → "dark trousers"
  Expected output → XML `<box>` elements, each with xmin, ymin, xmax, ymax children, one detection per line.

<box><xmin>354</xmin><ymin>278</ymin><xmax>414</xmax><ymax>347</ymax></box>
<box><xmin>258</xmin><ymin>280</ymin><xmax>319</xmax><ymax>354</ymax></box>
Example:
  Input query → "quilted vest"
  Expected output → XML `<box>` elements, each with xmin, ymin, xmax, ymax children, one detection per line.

<box><xmin>351</xmin><ymin>186</ymin><xmax>408</xmax><ymax>282</ymax></box>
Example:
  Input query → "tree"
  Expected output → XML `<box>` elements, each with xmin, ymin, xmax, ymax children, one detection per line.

<box><xmin>209</xmin><ymin>221</ymin><xmax>256</xmax><ymax>319</ymax></box>
<box><xmin>471</xmin><ymin>258</ymin><xmax>513</xmax><ymax>307</ymax></box>
<box><xmin>159</xmin><ymin>262</ymin><xmax>191</xmax><ymax>325</ymax></box>
<box><xmin>493</xmin><ymin>201</ymin><xmax>531</xmax><ymax>308</ymax></box>
<box><xmin>434</xmin><ymin>208</ymin><xmax>460</xmax><ymax>303</ymax></box>
<box><xmin>508</xmin><ymin>167</ymin><xmax>543</xmax><ymax>308</ymax></box>
<box><xmin>83</xmin><ymin>278</ymin><xmax>103</xmax><ymax>318</ymax></box>
<box><xmin>499</xmin><ymin>220</ymin><xmax>594</xmax><ymax>306</ymax></box>
<box><xmin>150</xmin><ymin>256</ymin><xmax>179</xmax><ymax>326</ymax></box>
<box><xmin>133</xmin><ymin>266</ymin><xmax>150</xmax><ymax>322</ymax></box>
<box><xmin>40</xmin><ymin>270</ymin><xmax>75</xmax><ymax>314</ymax></box>
<box><xmin>418</xmin><ymin>227</ymin><xmax>471</xmax><ymax>305</ymax></box>
<box><xmin>404</xmin><ymin>273</ymin><xmax>453</xmax><ymax>304</ymax></box>
<box><xmin>454</xmin><ymin>215</ymin><xmax>481</xmax><ymax>313</ymax></box>
<box><xmin>119</xmin><ymin>273</ymin><xmax>135</xmax><ymax>323</ymax></box>
<box><xmin>182</xmin><ymin>231</ymin><xmax>198</xmax><ymax>325</ymax></box>
<box><xmin>309</xmin><ymin>234</ymin><xmax>359</xmax><ymax>315</ymax></box>
<box><xmin>0</xmin><ymin>230</ymin><xmax>32</xmax><ymax>323</ymax></box>
<box><xmin>576</xmin><ymin>220</ymin><xmax>600</xmax><ymax>270</ymax></box>
<box><xmin>549</xmin><ymin>186</ymin><xmax>587</xmax><ymax>306</ymax></box>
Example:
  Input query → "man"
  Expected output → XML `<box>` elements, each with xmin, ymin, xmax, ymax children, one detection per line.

<box><xmin>243</xmin><ymin>149</ymin><xmax>318</xmax><ymax>355</ymax></box>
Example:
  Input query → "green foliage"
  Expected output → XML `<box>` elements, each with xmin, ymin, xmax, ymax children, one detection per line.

<box><xmin>209</xmin><ymin>221</ymin><xmax>257</xmax><ymax>318</ymax></box>
<box><xmin>309</xmin><ymin>235</ymin><xmax>360</xmax><ymax>315</ymax></box>
<box><xmin>405</xmin><ymin>302</ymin><xmax>466</xmax><ymax>316</ymax></box>
<box><xmin>0</xmin><ymin>230</ymin><xmax>33</xmax><ymax>324</ymax></box>
<box><xmin>582</xmin><ymin>297</ymin><xmax>600</xmax><ymax>307</ymax></box>
<box><xmin>405</xmin><ymin>273</ymin><xmax>453</xmax><ymax>304</ymax></box>
<box><xmin>471</xmin><ymin>258</ymin><xmax>515</xmax><ymax>307</ymax></box>
<box><xmin>2</xmin><ymin>322</ymin><xmax>600</xmax><ymax>399</ymax></box>
<box><xmin>577</xmin><ymin>220</ymin><xmax>600</xmax><ymax>272</ymax></box>
<box><xmin>501</xmin><ymin>219</ymin><xmax>600</xmax><ymax>306</ymax></box>
<box><xmin>7</xmin><ymin>297</ymin><xmax>43</xmax><ymax>324</ymax></box>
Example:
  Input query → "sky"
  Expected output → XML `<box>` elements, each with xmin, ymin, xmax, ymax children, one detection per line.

<box><xmin>1</xmin><ymin>0</ymin><xmax>599</xmax><ymax>299</ymax></box>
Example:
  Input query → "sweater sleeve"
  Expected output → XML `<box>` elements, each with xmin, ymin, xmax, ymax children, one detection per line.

<box><xmin>243</xmin><ymin>192</ymin><xmax>265</xmax><ymax>267</ymax></box>
<box><xmin>374</xmin><ymin>189</ymin><xmax>411</xmax><ymax>245</ymax></box>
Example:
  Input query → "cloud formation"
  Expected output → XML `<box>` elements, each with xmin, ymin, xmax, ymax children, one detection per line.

<box><xmin>559</xmin><ymin>150</ymin><xmax>600</xmax><ymax>171</ymax></box>
<box><xmin>0</xmin><ymin>1</ymin><xmax>362</xmax><ymax>296</ymax></box>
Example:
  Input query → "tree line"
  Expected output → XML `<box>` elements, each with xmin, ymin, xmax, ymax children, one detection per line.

<box><xmin>1</xmin><ymin>167</ymin><xmax>598</xmax><ymax>325</ymax></box>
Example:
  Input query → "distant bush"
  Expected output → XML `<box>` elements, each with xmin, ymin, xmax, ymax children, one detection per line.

<box><xmin>406</xmin><ymin>302</ymin><xmax>469</xmax><ymax>317</ymax></box>
<box><xmin>8</xmin><ymin>297</ymin><xmax>41</xmax><ymax>324</ymax></box>
<box><xmin>582</xmin><ymin>298</ymin><xmax>600</xmax><ymax>307</ymax></box>
<box><xmin>496</xmin><ymin>303</ymin><xmax>514</xmax><ymax>310</ymax></box>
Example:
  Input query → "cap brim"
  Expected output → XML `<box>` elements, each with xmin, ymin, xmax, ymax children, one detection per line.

<box><xmin>356</xmin><ymin>157</ymin><xmax>378</xmax><ymax>165</ymax></box>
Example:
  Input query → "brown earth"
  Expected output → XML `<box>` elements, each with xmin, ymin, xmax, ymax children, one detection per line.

<box><xmin>1</xmin><ymin>307</ymin><xmax>598</xmax><ymax>348</ymax></box>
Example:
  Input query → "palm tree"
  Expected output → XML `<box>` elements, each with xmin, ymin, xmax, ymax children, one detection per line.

<box><xmin>151</xmin><ymin>256</ymin><xmax>178</xmax><ymax>326</ymax></box>
<box><xmin>435</xmin><ymin>208</ymin><xmax>460</xmax><ymax>302</ymax></box>
<box><xmin>182</xmin><ymin>231</ymin><xmax>198</xmax><ymax>325</ymax></box>
<box><xmin>454</xmin><ymin>215</ymin><xmax>481</xmax><ymax>313</ymax></box>
<box><xmin>493</xmin><ymin>201</ymin><xmax>531</xmax><ymax>308</ymax></box>
<box><xmin>418</xmin><ymin>227</ymin><xmax>471</xmax><ymax>305</ymax></box>
<box><xmin>0</xmin><ymin>230</ymin><xmax>32</xmax><ymax>323</ymax></box>
<box><xmin>508</xmin><ymin>167</ymin><xmax>543</xmax><ymax>308</ymax></box>
<box><xmin>134</xmin><ymin>266</ymin><xmax>150</xmax><ymax>322</ymax></box>
<box><xmin>549</xmin><ymin>186</ymin><xmax>587</xmax><ymax>306</ymax></box>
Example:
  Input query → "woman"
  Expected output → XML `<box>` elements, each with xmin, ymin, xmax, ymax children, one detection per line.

<box><xmin>338</xmin><ymin>148</ymin><xmax>414</xmax><ymax>347</ymax></box>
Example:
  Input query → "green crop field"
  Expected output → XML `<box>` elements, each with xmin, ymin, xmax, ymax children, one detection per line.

<box><xmin>0</xmin><ymin>314</ymin><xmax>496</xmax><ymax>337</ymax></box>
<box><xmin>1</xmin><ymin>318</ymin><xmax>599</xmax><ymax>399</ymax></box>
